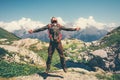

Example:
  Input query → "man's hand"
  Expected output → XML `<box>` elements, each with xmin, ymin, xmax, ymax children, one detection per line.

<box><xmin>75</xmin><ymin>27</ymin><xmax>80</xmax><ymax>31</ymax></box>
<box><xmin>28</xmin><ymin>30</ymin><xmax>33</xmax><ymax>34</ymax></box>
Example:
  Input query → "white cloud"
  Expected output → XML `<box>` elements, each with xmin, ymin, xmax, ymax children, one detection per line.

<box><xmin>0</xmin><ymin>16</ymin><xmax>118</xmax><ymax>33</ymax></box>
<box><xmin>74</xmin><ymin>16</ymin><xmax>117</xmax><ymax>30</ymax></box>
<box><xmin>0</xmin><ymin>17</ymin><xmax>66</xmax><ymax>33</ymax></box>
<box><xmin>0</xmin><ymin>17</ymin><xmax>45</xmax><ymax>32</ymax></box>
<box><xmin>56</xmin><ymin>17</ymin><xmax>66</xmax><ymax>25</ymax></box>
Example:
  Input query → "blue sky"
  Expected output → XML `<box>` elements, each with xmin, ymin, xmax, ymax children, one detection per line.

<box><xmin>0</xmin><ymin>0</ymin><xmax>120</xmax><ymax>24</ymax></box>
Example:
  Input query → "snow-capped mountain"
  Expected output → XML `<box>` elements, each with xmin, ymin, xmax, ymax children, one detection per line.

<box><xmin>0</xmin><ymin>17</ymin><xmax>118</xmax><ymax>42</ymax></box>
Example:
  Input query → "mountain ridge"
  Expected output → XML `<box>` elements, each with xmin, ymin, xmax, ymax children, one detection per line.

<box><xmin>0</xmin><ymin>27</ymin><xmax>20</xmax><ymax>42</ymax></box>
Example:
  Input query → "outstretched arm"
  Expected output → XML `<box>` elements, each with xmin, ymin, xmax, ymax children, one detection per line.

<box><xmin>33</xmin><ymin>25</ymin><xmax>48</xmax><ymax>32</ymax></box>
<box><xmin>28</xmin><ymin>25</ymin><xmax>48</xmax><ymax>34</ymax></box>
<box><xmin>61</xmin><ymin>26</ymin><xmax>80</xmax><ymax>31</ymax></box>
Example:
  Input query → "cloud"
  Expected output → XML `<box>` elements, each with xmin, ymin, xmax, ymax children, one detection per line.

<box><xmin>0</xmin><ymin>17</ymin><xmax>45</xmax><ymax>32</ymax></box>
<box><xmin>0</xmin><ymin>17</ymin><xmax>66</xmax><ymax>32</ymax></box>
<box><xmin>0</xmin><ymin>16</ymin><xmax>118</xmax><ymax>33</ymax></box>
<box><xmin>74</xmin><ymin>16</ymin><xmax>117</xmax><ymax>30</ymax></box>
<box><xmin>56</xmin><ymin>17</ymin><xmax>66</xmax><ymax>25</ymax></box>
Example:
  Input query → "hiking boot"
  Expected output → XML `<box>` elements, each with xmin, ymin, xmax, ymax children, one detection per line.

<box><xmin>63</xmin><ymin>68</ymin><xmax>67</xmax><ymax>73</ymax></box>
<box><xmin>46</xmin><ymin>64</ymin><xmax>50</xmax><ymax>74</ymax></box>
<box><xmin>45</xmin><ymin>69</ymin><xmax>49</xmax><ymax>74</ymax></box>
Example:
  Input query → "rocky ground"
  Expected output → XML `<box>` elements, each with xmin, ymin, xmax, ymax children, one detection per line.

<box><xmin>0</xmin><ymin>67</ymin><xmax>110</xmax><ymax>80</ymax></box>
<box><xmin>0</xmin><ymin>27</ymin><xmax>120</xmax><ymax>80</ymax></box>
<box><xmin>0</xmin><ymin>38</ymin><xmax>118</xmax><ymax>80</ymax></box>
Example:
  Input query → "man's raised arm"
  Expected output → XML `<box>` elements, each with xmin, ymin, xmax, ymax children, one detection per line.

<box><xmin>28</xmin><ymin>25</ymin><xmax>48</xmax><ymax>34</ymax></box>
<box><xmin>60</xmin><ymin>26</ymin><xmax>80</xmax><ymax>31</ymax></box>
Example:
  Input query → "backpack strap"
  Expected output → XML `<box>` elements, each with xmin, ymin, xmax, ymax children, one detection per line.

<box><xmin>47</xmin><ymin>24</ymin><xmax>53</xmax><ymax>40</ymax></box>
<box><xmin>47</xmin><ymin>23</ymin><xmax>62</xmax><ymax>42</ymax></box>
<box><xmin>47</xmin><ymin>24</ymin><xmax>52</xmax><ymax>28</ymax></box>
<box><xmin>57</xmin><ymin>24</ymin><xmax>62</xmax><ymax>42</ymax></box>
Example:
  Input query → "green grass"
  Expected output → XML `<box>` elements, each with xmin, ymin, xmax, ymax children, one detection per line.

<box><xmin>100</xmin><ymin>26</ymin><xmax>120</xmax><ymax>48</ymax></box>
<box><xmin>95</xmin><ymin>74</ymin><xmax>112</xmax><ymax>80</ymax></box>
<box><xmin>102</xmin><ymin>33</ymin><xmax>120</xmax><ymax>47</ymax></box>
<box><xmin>0</xmin><ymin>60</ymin><xmax>44</xmax><ymax>78</ymax></box>
<box><xmin>111</xmin><ymin>74</ymin><xmax>120</xmax><ymax>80</ymax></box>
<box><xmin>96</xmin><ymin>74</ymin><xmax>120</xmax><ymax>80</ymax></box>
<box><xmin>0</xmin><ymin>28</ymin><xmax>20</xmax><ymax>42</ymax></box>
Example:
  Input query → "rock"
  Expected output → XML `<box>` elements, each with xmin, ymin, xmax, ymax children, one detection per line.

<box><xmin>0</xmin><ymin>45</ymin><xmax>45</xmax><ymax>66</ymax></box>
<box><xmin>91</xmin><ymin>49</ymin><xmax>107</xmax><ymax>58</ymax></box>
<box><xmin>83</xmin><ymin>56</ymin><xmax>89</xmax><ymax>61</ymax></box>
<box><xmin>85</xmin><ymin>42</ymin><xmax>91</xmax><ymax>47</ymax></box>
<box><xmin>0</xmin><ymin>38</ymin><xmax>7</xmax><ymax>41</ymax></box>
<box><xmin>88</xmin><ymin>56</ymin><xmax>107</xmax><ymax>70</ymax></box>
<box><xmin>14</xmin><ymin>54</ymin><xmax>20</xmax><ymax>62</ymax></box>
<box><xmin>6</xmin><ymin>68</ymin><xmax>99</xmax><ymax>80</ymax></box>
<box><xmin>12</xmin><ymin>38</ymin><xmax>48</xmax><ymax>50</ymax></box>
<box><xmin>94</xmin><ymin>67</ymin><xmax>106</xmax><ymax>74</ymax></box>
<box><xmin>68</xmin><ymin>68</ymin><xmax>90</xmax><ymax>73</ymax></box>
<box><xmin>88</xmin><ymin>46</ymin><xmax>120</xmax><ymax>71</ymax></box>
<box><xmin>15</xmin><ymin>74</ymin><xmax>43</xmax><ymax>80</ymax></box>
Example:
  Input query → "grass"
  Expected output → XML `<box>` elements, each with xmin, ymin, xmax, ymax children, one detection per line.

<box><xmin>95</xmin><ymin>74</ymin><xmax>112</xmax><ymax>80</ymax></box>
<box><xmin>0</xmin><ymin>28</ymin><xmax>20</xmax><ymax>41</ymax></box>
<box><xmin>100</xmin><ymin>26</ymin><xmax>120</xmax><ymax>48</ymax></box>
<box><xmin>95</xmin><ymin>74</ymin><xmax>120</xmax><ymax>80</ymax></box>
<box><xmin>102</xmin><ymin>33</ymin><xmax>120</xmax><ymax>47</ymax></box>
<box><xmin>0</xmin><ymin>60</ymin><xmax>44</xmax><ymax>78</ymax></box>
<box><xmin>0</xmin><ymin>28</ymin><xmax>20</xmax><ymax>45</ymax></box>
<box><xmin>111</xmin><ymin>74</ymin><xmax>120</xmax><ymax>80</ymax></box>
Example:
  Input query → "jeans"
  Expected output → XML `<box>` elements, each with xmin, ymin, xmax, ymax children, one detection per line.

<box><xmin>46</xmin><ymin>41</ymin><xmax>66</xmax><ymax>71</ymax></box>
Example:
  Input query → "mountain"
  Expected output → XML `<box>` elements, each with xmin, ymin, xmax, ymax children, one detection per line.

<box><xmin>13</xmin><ymin>26</ymin><xmax>108</xmax><ymax>42</ymax></box>
<box><xmin>0</xmin><ymin>17</ymin><xmax>117</xmax><ymax>42</ymax></box>
<box><xmin>73</xmin><ymin>26</ymin><xmax>108</xmax><ymax>42</ymax></box>
<box><xmin>0</xmin><ymin>27</ymin><xmax>20</xmax><ymax>42</ymax></box>
<box><xmin>100</xmin><ymin>26</ymin><xmax>120</xmax><ymax>47</ymax></box>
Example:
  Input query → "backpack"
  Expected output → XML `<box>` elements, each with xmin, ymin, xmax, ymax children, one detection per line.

<box><xmin>47</xmin><ymin>23</ymin><xmax>62</xmax><ymax>42</ymax></box>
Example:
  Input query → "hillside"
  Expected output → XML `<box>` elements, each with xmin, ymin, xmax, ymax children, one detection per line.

<box><xmin>15</xmin><ymin>26</ymin><xmax>108</xmax><ymax>42</ymax></box>
<box><xmin>0</xmin><ymin>38</ymin><xmax>46</xmax><ymax>78</ymax></box>
<box><xmin>100</xmin><ymin>26</ymin><xmax>120</xmax><ymax>47</ymax></box>
<box><xmin>85</xmin><ymin>26</ymin><xmax>120</xmax><ymax>72</ymax></box>
<box><xmin>0</xmin><ymin>26</ymin><xmax>120</xmax><ymax>80</ymax></box>
<box><xmin>0</xmin><ymin>27</ymin><xmax>20</xmax><ymax>42</ymax></box>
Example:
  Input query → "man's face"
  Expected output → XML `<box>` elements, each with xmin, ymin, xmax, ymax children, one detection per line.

<box><xmin>51</xmin><ymin>17</ymin><xmax>57</xmax><ymax>23</ymax></box>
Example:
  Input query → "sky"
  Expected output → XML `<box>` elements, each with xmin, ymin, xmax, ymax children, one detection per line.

<box><xmin>0</xmin><ymin>0</ymin><xmax>120</xmax><ymax>24</ymax></box>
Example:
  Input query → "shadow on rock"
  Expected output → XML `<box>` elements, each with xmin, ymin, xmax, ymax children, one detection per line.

<box><xmin>0</xmin><ymin>48</ymin><xmax>8</xmax><ymax>58</ymax></box>
<box><xmin>55</xmin><ymin>60</ymin><xmax>95</xmax><ymax>71</ymax></box>
<box><xmin>37</xmin><ymin>72</ymin><xmax>64</xmax><ymax>79</ymax></box>
<box><xmin>88</xmin><ymin>56</ymin><xmax>107</xmax><ymax>70</ymax></box>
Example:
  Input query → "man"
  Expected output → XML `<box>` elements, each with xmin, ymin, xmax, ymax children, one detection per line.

<box><xmin>29</xmin><ymin>17</ymin><xmax>80</xmax><ymax>73</ymax></box>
